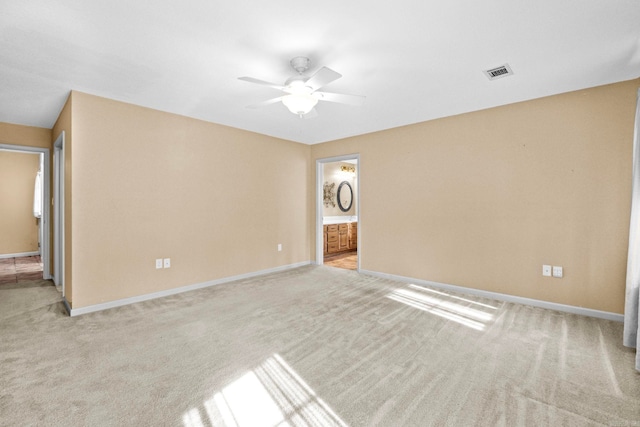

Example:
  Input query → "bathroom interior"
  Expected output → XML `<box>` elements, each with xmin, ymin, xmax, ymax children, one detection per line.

<box><xmin>0</xmin><ymin>148</ymin><xmax>45</xmax><ymax>284</ymax></box>
<box><xmin>322</xmin><ymin>159</ymin><xmax>357</xmax><ymax>270</ymax></box>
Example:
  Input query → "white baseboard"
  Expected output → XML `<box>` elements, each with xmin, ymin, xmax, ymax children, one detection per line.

<box><xmin>68</xmin><ymin>261</ymin><xmax>312</xmax><ymax>317</ymax></box>
<box><xmin>0</xmin><ymin>251</ymin><xmax>39</xmax><ymax>259</ymax></box>
<box><xmin>360</xmin><ymin>269</ymin><xmax>624</xmax><ymax>323</ymax></box>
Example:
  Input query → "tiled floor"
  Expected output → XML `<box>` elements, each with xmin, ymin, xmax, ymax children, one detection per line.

<box><xmin>324</xmin><ymin>251</ymin><xmax>357</xmax><ymax>270</ymax></box>
<box><xmin>0</xmin><ymin>255</ymin><xmax>43</xmax><ymax>284</ymax></box>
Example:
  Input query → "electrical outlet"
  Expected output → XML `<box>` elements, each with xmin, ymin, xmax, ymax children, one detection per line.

<box><xmin>542</xmin><ymin>265</ymin><xmax>552</xmax><ymax>277</ymax></box>
<box><xmin>163</xmin><ymin>258</ymin><xmax>171</xmax><ymax>268</ymax></box>
<box><xmin>155</xmin><ymin>259</ymin><xmax>163</xmax><ymax>269</ymax></box>
<box><xmin>552</xmin><ymin>266</ymin><xmax>563</xmax><ymax>278</ymax></box>
<box><xmin>277</xmin><ymin>243</ymin><xmax>282</xmax><ymax>252</ymax></box>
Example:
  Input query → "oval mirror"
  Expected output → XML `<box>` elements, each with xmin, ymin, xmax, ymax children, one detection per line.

<box><xmin>337</xmin><ymin>181</ymin><xmax>353</xmax><ymax>212</ymax></box>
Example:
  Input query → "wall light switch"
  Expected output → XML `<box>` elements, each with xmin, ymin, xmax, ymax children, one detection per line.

<box><xmin>552</xmin><ymin>266</ymin><xmax>563</xmax><ymax>278</ymax></box>
<box><xmin>155</xmin><ymin>259</ymin><xmax>163</xmax><ymax>269</ymax></box>
<box><xmin>277</xmin><ymin>244</ymin><xmax>282</xmax><ymax>252</ymax></box>
<box><xmin>163</xmin><ymin>258</ymin><xmax>171</xmax><ymax>268</ymax></box>
<box><xmin>542</xmin><ymin>265</ymin><xmax>552</xmax><ymax>277</ymax></box>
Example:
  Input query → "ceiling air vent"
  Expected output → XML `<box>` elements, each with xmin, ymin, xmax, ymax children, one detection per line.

<box><xmin>484</xmin><ymin>64</ymin><xmax>513</xmax><ymax>80</ymax></box>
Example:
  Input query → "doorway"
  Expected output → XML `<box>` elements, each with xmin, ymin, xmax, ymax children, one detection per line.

<box><xmin>316</xmin><ymin>155</ymin><xmax>360</xmax><ymax>271</ymax></box>
<box><xmin>0</xmin><ymin>143</ymin><xmax>50</xmax><ymax>280</ymax></box>
<box><xmin>53</xmin><ymin>132</ymin><xmax>65</xmax><ymax>296</ymax></box>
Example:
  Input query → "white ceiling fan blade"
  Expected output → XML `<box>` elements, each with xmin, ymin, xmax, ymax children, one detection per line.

<box><xmin>305</xmin><ymin>67</ymin><xmax>342</xmax><ymax>90</ymax></box>
<box><xmin>246</xmin><ymin>97</ymin><xmax>283</xmax><ymax>109</ymax></box>
<box><xmin>238</xmin><ymin>76</ymin><xmax>286</xmax><ymax>91</ymax></box>
<box><xmin>314</xmin><ymin>91</ymin><xmax>365</xmax><ymax>106</ymax></box>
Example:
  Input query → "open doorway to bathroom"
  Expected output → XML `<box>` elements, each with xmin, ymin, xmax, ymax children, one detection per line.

<box><xmin>316</xmin><ymin>156</ymin><xmax>359</xmax><ymax>271</ymax></box>
<box><xmin>0</xmin><ymin>144</ymin><xmax>50</xmax><ymax>283</ymax></box>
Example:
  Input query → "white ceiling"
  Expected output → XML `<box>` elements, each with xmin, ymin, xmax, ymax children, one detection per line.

<box><xmin>2</xmin><ymin>1</ymin><xmax>639</xmax><ymax>145</ymax></box>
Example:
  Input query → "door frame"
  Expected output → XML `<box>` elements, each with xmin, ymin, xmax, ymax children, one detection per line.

<box><xmin>315</xmin><ymin>154</ymin><xmax>360</xmax><ymax>270</ymax></box>
<box><xmin>0</xmin><ymin>143</ymin><xmax>51</xmax><ymax>279</ymax></box>
<box><xmin>53</xmin><ymin>132</ymin><xmax>65</xmax><ymax>294</ymax></box>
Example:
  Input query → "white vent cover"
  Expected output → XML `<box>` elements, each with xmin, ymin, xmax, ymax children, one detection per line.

<box><xmin>484</xmin><ymin>64</ymin><xmax>514</xmax><ymax>80</ymax></box>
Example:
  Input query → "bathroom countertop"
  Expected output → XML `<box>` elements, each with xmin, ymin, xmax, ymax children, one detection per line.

<box><xmin>323</xmin><ymin>216</ymin><xmax>357</xmax><ymax>225</ymax></box>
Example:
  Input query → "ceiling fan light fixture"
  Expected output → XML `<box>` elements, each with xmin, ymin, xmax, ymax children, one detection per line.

<box><xmin>282</xmin><ymin>93</ymin><xmax>318</xmax><ymax>116</ymax></box>
<box><xmin>240</xmin><ymin>56</ymin><xmax>363</xmax><ymax>118</ymax></box>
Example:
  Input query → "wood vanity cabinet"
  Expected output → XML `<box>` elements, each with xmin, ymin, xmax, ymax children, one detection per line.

<box><xmin>323</xmin><ymin>225</ymin><xmax>328</xmax><ymax>253</ymax></box>
<box><xmin>338</xmin><ymin>224</ymin><xmax>348</xmax><ymax>251</ymax></box>
<box><xmin>348</xmin><ymin>222</ymin><xmax>357</xmax><ymax>249</ymax></box>
<box><xmin>324</xmin><ymin>222</ymin><xmax>357</xmax><ymax>255</ymax></box>
<box><xmin>326</xmin><ymin>224</ymin><xmax>339</xmax><ymax>254</ymax></box>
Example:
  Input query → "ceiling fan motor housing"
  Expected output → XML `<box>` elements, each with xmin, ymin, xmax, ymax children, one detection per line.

<box><xmin>290</xmin><ymin>56</ymin><xmax>311</xmax><ymax>74</ymax></box>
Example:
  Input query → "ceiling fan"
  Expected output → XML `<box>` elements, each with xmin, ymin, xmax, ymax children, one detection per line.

<box><xmin>239</xmin><ymin>57</ymin><xmax>365</xmax><ymax>118</ymax></box>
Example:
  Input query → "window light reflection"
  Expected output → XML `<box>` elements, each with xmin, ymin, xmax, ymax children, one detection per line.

<box><xmin>214</xmin><ymin>371</ymin><xmax>286</xmax><ymax>426</ymax></box>
<box><xmin>184</xmin><ymin>354</ymin><xmax>347</xmax><ymax>427</ymax></box>
<box><xmin>183</xmin><ymin>408</ymin><xmax>205</xmax><ymax>427</ymax></box>
<box><xmin>408</xmin><ymin>284</ymin><xmax>497</xmax><ymax>310</ymax></box>
<box><xmin>386</xmin><ymin>286</ymin><xmax>496</xmax><ymax>331</ymax></box>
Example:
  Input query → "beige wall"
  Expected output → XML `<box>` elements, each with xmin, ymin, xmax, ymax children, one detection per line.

<box><xmin>9</xmin><ymin>79</ymin><xmax>635</xmax><ymax>315</ymax></box>
<box><xmin>52</xmin><ymin>94</ymin><xmax>73</xmax><ymax>301</ymax></box>
<box><xmin>68</xmin><ymin>92</ymin><xmax>310</xmax><ymax>308</ymax></box>
<box><xmin>323</xmin><ymin>162</ymin><xmax>357</xmax><ymax>217</ymax></box>
<box><xmin>0</xmin><ymin>151</ymin><xmax>40</xmax><ymax>255</ymax></box>
<box><xmin>0</xmin><ymin>123</ymin><xmax>51</xmax><ymax>259</ymax></box>
<box><xmin>0</xmin><ymin>122</ymin><xmax>51</xmax><ymax>149</ymax></box>
<box><xmin>311</xmin><ymin>79</ymin><xmax>639</xmax><ymax>314</ymax></box>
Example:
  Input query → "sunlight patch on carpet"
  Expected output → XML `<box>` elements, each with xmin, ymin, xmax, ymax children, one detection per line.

<box><xmin>386</xmin><ymin>285</ymin><xmax>496</xmax><ymax>331</ymax></box>
<box><xmin>408</xmin><ymin>284</ymin><xmax>498</xmax><ymax>310</ymax></box>
<box><xmin>184</xmin><ymin>354</ymin><xmax>347</xmax><ymax>427</ymax></box>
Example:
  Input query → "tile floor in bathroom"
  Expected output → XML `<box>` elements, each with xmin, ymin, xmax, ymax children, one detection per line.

<box><xmin>0</xmin><ymin>255</ymin><xmax>43</xmax><ymax>284</ymax></box>
<box><xmin>323</xmin><ymin>251</ymin><xmax>357</xmax><ymax>270</ymax></box>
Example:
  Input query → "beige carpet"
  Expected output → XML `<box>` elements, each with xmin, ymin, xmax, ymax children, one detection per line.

<box><xmin>1</xmin><ymin>265</ymin><xmax>639</xmax><ymax>426</ymax></box>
